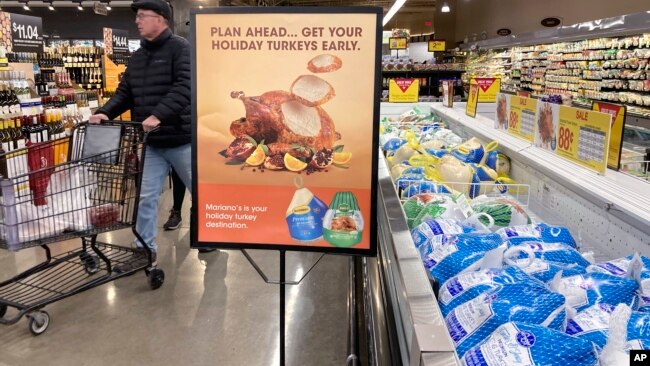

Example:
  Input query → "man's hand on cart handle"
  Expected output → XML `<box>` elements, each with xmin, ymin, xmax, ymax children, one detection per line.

<box><xmin>143</xmin><ymin>115</ymin><xmax>161</xmax><ymax>133</ymax></box>
<box><xmin>89</xmin><ymin>113</ymin><xmax>109</xmax><ymax>124</ymax></box>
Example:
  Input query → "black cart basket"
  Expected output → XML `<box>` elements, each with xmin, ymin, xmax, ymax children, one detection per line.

<box><xmin>0</xmin><ymin>121</ymin><xmax>164</xmax><ymax>336</ymax></box>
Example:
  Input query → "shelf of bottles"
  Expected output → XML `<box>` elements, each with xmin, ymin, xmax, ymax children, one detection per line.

<box><xmin>38</xmin><ymin>46</ymin><xmax>104</xmax><ymax>91</ymax></box>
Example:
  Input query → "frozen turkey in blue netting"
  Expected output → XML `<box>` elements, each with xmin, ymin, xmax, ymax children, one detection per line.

<box><xmin>445</xmin><ymin>283</ymin><xmax>567</xmax><ymax>357</ymax></box>
<box><xmin>411</xmin><ymin>218</ymin><xmax>470</xmax><ymax>249</ymax></box>
<box><xmin>509</xmin><ymin>258</ymin><xmax>587</xmax><ymax>284</ymax></box>
<box><xmin>497</xmin><ymin>223</ymin><xmax>577</xmax><ymax>248</ymax></box>
<box><xmin>425</xmin><ymin>233</ymin><xmax>503</xmax><ymax>285</ymax></box>
<box><xmin>587</xmin><ymin>255</ymin><xmax>634</xmax><ymax>277</ymax></box>
<box><xmin>438</xmin><ymin>266</ymin><xmax>542</xmax><ymax>317</ymax></box>
<box><xmin>507</xmin><ymin>241</ymin><xmax>591</xmax><ymax>267</ymax></box>
<box><xmin>462</xmin><ymin>322</ymin><xmax>599</xmax><ymax>366</ymax></box>
<box><xmin>551</xmin><ymin>272</ymin><xmax>638</xmax><ymax>312</ymax></box>
<box><xmin>630</xmin><ymin>255</ymin><xmax>650</xmax><ymax>312</ymax></box>
<box><xmin>565</xmin><ymin>303</ymin><xmax>617</xmax><ymax>350</ymax></box>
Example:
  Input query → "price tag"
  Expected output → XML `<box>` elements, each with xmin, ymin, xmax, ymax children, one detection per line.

<box><xmin>7</xmin><ymin>12</ymin><xmax>43</xmax><ymax>53</ymax></box>
<box><xmin>388</xmin><ymin>78</ymin><xmax>419</xmax><ymax>103</ymax></box>
<box><xmin>556</xmin><ymin>106</ymin><xmax>611</xmax><ymax>175</ymax></box>
<box><xmin>471</xmin><ymin>78</ymin><xmax>501</xmax><ymax>103</ymax></box>
<box><xmin>592</xmin><ymin>102</ymin><xmax>626</xmax><ymax>170</ymax></box>
<box><xmin>507</xmin><ymin>95</ymin><xmax>536</xmax><ymax>142</ymax></box>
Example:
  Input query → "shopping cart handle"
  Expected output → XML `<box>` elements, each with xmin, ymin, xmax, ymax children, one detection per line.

<box><xmin>80</xmin><ymin>120</ymin><xmax>159</xmax><ymax>133</ymax></box>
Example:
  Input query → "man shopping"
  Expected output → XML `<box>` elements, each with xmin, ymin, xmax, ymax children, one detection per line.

<box><xmin>90</xmin><ymin>0</ymin><xmax>209</xmax><ymax>271</ymax></box>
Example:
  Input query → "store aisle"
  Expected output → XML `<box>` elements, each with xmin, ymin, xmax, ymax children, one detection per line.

<box><xmin>0</xmin><ymin>188</ymin><xmax>350</xmax><ymax>366</ymax></box>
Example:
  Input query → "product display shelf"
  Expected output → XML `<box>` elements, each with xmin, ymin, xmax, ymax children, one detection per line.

<box><xmin>373</xmin><ymin>102</ymin><xmax>650</xmax><ymax>366</ymax></box>
<box><xmin>376</xmin><ymin>102</ymin><xmax>460</xmax><ymax>366</ymax></box>
<box><xmin>430</xmin><ymin>103</ymin><xmax>650</xmax><ymax>258</ymax></box>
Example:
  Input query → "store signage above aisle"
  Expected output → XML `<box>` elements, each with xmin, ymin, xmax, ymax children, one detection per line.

<box><xmin>495</xmin><ymin>93</ymin><xmax>536</xmax><ymax>143</ymax></box>
<box><xmin>191</xmin><ymin>7</ymin><xmax>381</xmax><ymax>256</ymax></box>
<box><xmin>389</xmin><ymin>37</ymin><xmax>407</xmax><ymax>50</ymax></box>
<box><xmin>428</xmin><ymin>40</ymin><xmax>445</xmax><ymax>52</ymax></box>
<box><xmin>534</xmin><ymin>101</ymin><xmax>612</xmax><ymax>175</ymax></box>
<box><xmin>388</xmin><ymin>78</ymin><xmax>419</xmax><ymax>103</ymax></box>
<box><xmin>466</xmin><ymin>84</ymin><xmax>479</xmax><ymax>117</ymax></box>
<box><xmin>470</xmin><ymin>77</ymin><xmax>500</xmax><ymax>103</ymax></box>
<box><xmin>592</xmin><ymin>102</ymin><xmax>626</xmax><ymax>171</ymax></box>
<box><xmin>0</xmin><ymin>12</ymin><xmax>43</xmax><ymax>53</ymax></box>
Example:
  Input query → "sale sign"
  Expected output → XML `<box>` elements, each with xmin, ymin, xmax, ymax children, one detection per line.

<box><xmin>191</xmin><ymin>8</ymin><xmax>381</xmax><ymax>256</ymax></box>
<box><xmin>592</xmin><ymin>102</ymin><xmax>626</xmax><ymax>170</ymax></box>
<box><xmin>428</xmin><ymin>40</ymin><xmax>445</xmax><ymax>52</ymax></box>
<box><xmin>389</xmin><ymin>78</ymin><xmax>419</xmax><ymax>103</ymax></box>
<box><xmin>0</xmin><ymin>12</ymin><xmax>43</xmax><ymax>53</ymax></box>
<box><xmin>471</xmin><ymin>77</ymin><xmax>501</xmax><ymax>103</ymax></box>
<box><xmin>466</xmin><ymin>84</ymin><xmax>479</xmax><ymax>117</ymax></box>
<box><xmin>507</xmin><ymin>95</ymin><xmax>537</xmax><ymax>142</ymax></box>
<box><xmin>103</xmin><ymin>28</ymin><xmax>129</xmax><ymax>57</ymax></box>
<box><xmin>555</xmin><ymin>107</ymin><xmax>611</xmax><ymax>174</ymax></box>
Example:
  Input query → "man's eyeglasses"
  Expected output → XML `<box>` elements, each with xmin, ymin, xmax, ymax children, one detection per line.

<box><xmin>136</xmin><ymin>14</ymin><xmax>161</xmax><ymax>20</ymax></box>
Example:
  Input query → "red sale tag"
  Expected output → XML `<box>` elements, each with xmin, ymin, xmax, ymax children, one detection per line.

<box><xmin>395</xmin><ymin>79</ymin><xmax>414</xmax><ymax>92</ymax></box>
<box><xmin>476</xmin><ymin>78</ymin><xmax>495</xmax><ymax>92</ymax></box>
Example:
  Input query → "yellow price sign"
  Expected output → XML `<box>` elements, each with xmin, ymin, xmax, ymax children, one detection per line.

<box><xmin>556</xmin><ymin>106</ymin><xmax>611</xmax><ymax>174</ymax></box>
<box><xmin>428</xmin><ymin>40</ymin><xmax>446</xmax><ymax>52</ymax></box>
<box><xmin>471</xmin><ymin>78</ymin><xmax>501</xmax><ymax>103</ymax></box>
<box><xmin>592</xmin><ymin>102</ymin><xmax>626</xmax><ymax>170</ymax></box>
<box><xmin>507</xmin><ymin>96</ymin><xmax>536</xmax><ymax>142</ymax></box>
<box><xmin>388</xmin><ymin>78</ymin><xmax>419</xmax><ymax>103</ymax></box>
<box><xmin>466</xmin><ymin>84</ymin><xmax>479</xmax><ymax>117</ymax></box>
<box><xmin>389</xmin><ymin>37</ymin><xmax>407</xmax><ymax>50</ymax></box>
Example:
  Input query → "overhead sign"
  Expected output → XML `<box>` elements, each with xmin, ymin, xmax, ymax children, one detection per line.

<box><xmin>93</xmin><ymin>2</ymin><xmax>109</xmax><ymax>16</ymax></box>
<box><xmin>592</xmin><ymin>102</ymin><xmax>626</xmax><ymax>170</ymax></box>
<box><xmin>428</xmin><ymin>39</ymin><xmax>445</xmax><ymax>52</ymax></box>
<box><xmin>470</xmin><ymin>77</ymin><xmax>500</xmax><ymax>103</ymax></box>
<box><xmin>0</xmin><ymin>12</ymin><xmax>43</xmax><ymax>53</ymax></box>
<box><xmin>389</xmin><ymin>37</ymin><xmax>407</xmax><ymax>50</ymax></box>
<box><xmin>534</xmin><ymin>101</ymin><xmax>611</xmax><ymax>175</ymax></box>
<box><xmin>388</xmin><ymin>78</ymin><xmax>419</xmax><ymax>103</ymax></box>
<box><xmin>466</xmin><ymin>84</ymin><xmax>479</xmax><ymax>118</ymax></box>
<box><xmin>191</xmin><ymin>7</ymin><xmax>381</xmax><ymax>256</ymax></box>
<box><xmin>497</xmin><ymin>28</ymin><xmax>512</xmax><ymax>36</ymax></box>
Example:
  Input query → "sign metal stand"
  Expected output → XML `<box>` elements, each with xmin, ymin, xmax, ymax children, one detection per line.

<box><xmin>241</xmin><ymin>249</ymin><xmax>326</xmax><ymax>366</ymax></box>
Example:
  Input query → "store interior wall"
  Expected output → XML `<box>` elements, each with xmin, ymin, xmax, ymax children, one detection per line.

<box><xmin>171</xmin><ymin>0</ymin><xmax>219</xmax><ymax>38</ymax></box>
<box><xmin>455</xmin><ymin>0</ymin><xmax>650</xmax><ymax>43</ymax></box>
<box><xmin>6</xmin><ymin>7</ymin><xmax>138</xmax><ymax>41</ymax></box>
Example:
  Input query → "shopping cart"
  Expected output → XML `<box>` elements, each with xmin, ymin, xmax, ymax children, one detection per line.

<box><xmin>0</xmin><ymin>121</ymin><xmax>164</xmax><ymax>336</ymax></box>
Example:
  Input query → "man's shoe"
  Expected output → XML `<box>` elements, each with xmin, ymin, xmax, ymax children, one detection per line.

<box><xmin>163</xmin><ymin>209</ymin><xmax>182</xmax><ymax>230</ymax></box>
<box><xmin>113</xmin><ymin>251</ymin><xmax>156</xmax><ymax>274</ymax></box>
<box><xmin>198</xmin><ymin>248</ymin><xmax>216</xmax><ymax>253</ymax></box>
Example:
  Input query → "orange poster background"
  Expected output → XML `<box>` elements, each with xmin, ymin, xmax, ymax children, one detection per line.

<box><xmin>194</xmin><ymin>12</ymin><xmax>378</xmax><ymax>250</ymax></box>
<box><xmin>198</xmin><ymin>183</ymin><xmax>371</xmax><ymax>249</ymax></box>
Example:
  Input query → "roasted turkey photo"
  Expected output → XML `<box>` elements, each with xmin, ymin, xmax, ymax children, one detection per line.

<box><xmin>220</xmin><ymin>54</ymin><xmax>353</xmax><ymax>174</ymax></box>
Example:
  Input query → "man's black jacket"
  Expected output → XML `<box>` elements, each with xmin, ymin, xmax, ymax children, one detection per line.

<box><xmin>97</xmin><ymin>28</ymin><xmax>191</xmax><ymax>148</ymax></box>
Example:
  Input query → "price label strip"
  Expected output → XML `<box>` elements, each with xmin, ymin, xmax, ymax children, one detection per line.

<box><xmin>556</xmin><ymin>106</ymin><xmax>611</xmax><ymax>175</ymax></box>
<box><xmin>508</xmin><ymin>96</ymin><xmax>536</xmax><ymax>143</ymax></box>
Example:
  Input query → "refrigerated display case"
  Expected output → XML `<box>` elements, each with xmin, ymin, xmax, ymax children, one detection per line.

<box><xmin>370</xmin><ymin>102</ymin><xmax>650</xmax><ymax>366</ymax></box>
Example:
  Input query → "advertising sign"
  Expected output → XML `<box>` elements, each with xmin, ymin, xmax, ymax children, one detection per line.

<box><xmin>388</xmin><ymin>78</ymin><xmax>419</xmax><ymax>103</ymax></box>
<box><xmin>592</xmin><ymin>102</ymin><xmax>626</xmax><ymax>170</ymax></box>
<box><xmin>442</xmin><ymin>80</ymin><xmax>453</xmax><ymax>107</ymax></box>
<box><xmin>0</xmin><ymin>12</ymin><xmax>43</xmax><ymax>53</ymax></box>
<box><xmin>507</xmin><ymin>94</ymin><xmax>537</xmax><ymax>142</ymax></box>
<box><xmin>389</xmin><ymin>37</ymin><xmax>407</xmax><ymax>50</ymax></box>
<box><xmin>534</xmin><ymin>101</ymin><xmax>611</xmax><ymax>174</ymax></box>
<box><xmin>466</xmin><ymin>84</ymin><xmax>479</xmax><ymax>118</ymax></box>
<box><xmin>470</xmin><ymin>77</ymin><xmax>500</xmax><ymax>103</ymax></box>
<box><xmin>192</xmin><ymin>8</ymin><xmax>381</xmax><ymax>255</ymax></box>
<box><xmin>103</xmin><ymin>27</ymin><xmax>129</xmax><ymax>56</ymax></box>
<box><xmin>428</xmin><ymin>40</ymin><xmax>445</xmax><ymax>52</ymax></box>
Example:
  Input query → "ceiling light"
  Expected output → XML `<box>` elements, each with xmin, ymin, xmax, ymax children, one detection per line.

<box><xmin>77</xmin><ymin>2</ymin><xmax>83</xmax><ymax>10</ymax></box>
<box><xmin>199</xmin><ymin>5</ymin><xmax>203</xmax><ymax>8</ymax></box>
<box><xmin>441</xmin><ymin>2</ymin><xmax>450</xmax><ymax>12</ymax></box>
<box><xmin>106</xmin><ymin>1</ymin><xmax>112</xmax><ymax>10</ymax></box>
<box><xmin>23</xmin><ymin>2</ymin><xmax>30</xmax><ymax>10</ymax></box>
<box><xmin>383</xmin><ymin>0</ymin><xmax>407</xmax><ymax>27</ymax></box>
<box><xmin>48</xmin><ymin>2</ymin><xmax>55</xmax><ymax>10</ymax></box>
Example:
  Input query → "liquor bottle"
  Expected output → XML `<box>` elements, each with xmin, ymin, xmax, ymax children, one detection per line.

<box><xmin>9</xmin><ymin>86</ymin><xmax>20</xmax><ymax>115</ymax></box>
<box><xmin>0</xmin><ymin>85</ymin><xmax>9</xmax><ymax>117</ymax></box>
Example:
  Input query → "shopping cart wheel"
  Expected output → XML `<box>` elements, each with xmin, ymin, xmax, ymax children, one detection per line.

<box><xmin>0</xmin><ymin>304</ymin><xmax>7</xmax><ymax>318</ymax></box>
<box><xmin>81</xmin><ymin>254</ymin><xmax>100</xmax><ymax>275</ymax></box>
<box><xmin>27</xmin><ymin>311</ymin><xmax>50</xmax><ymax>336</ymax></box>
<box><xmin>147</xmin><ymin>269</ymin><xmax>165</xmax><ymax>290</ymax></box>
